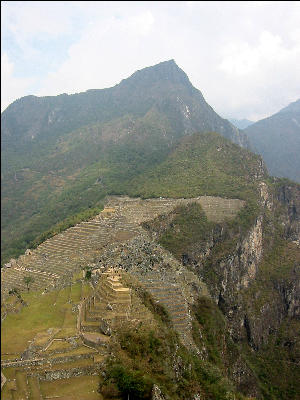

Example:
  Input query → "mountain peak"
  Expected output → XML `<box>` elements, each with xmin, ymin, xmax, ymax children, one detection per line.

<box><xmin>119</xmin><ymin>59</ymin><xmax>192</xmax><ymax>88</ymax></box>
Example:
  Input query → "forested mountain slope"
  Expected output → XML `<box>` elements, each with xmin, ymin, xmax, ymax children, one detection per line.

<box><xmin>1</xmin><ymin>60</ymin><xmax>246</xmax><ymax>263</ymax></box>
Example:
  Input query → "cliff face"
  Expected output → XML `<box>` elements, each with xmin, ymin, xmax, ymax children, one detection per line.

<box><xmin>200</xmin><ymin>182</ymin><xmax>299</xmax><ymax>349</ymax></box>
<box><xmin>276</xmin><ymin>181</ymin><xmax>300</xmax><ymax>242</ymax></box>
<box><xmin>144</xmin><ymin>180</ymin><xmax>300</xmax><ymax>397</ymax></box>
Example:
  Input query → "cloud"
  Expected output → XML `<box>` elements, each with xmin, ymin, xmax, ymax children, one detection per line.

<box><xmin>1</xmin><ymin>53</ymin><xmax>33</xmax><ymax>111</ymax></box>
<box><xmin>219</xmin><ymin>31</ymin><xmax>282</xmax><ymax>76</ymax></box>
<box><xmin>124</xmin><ymin>11</ymin><xmax>155</xmax><ymax>35</ymax></box>
<box><xmin>215</xmin><ymin>30</ymin><xmax>300</xmax><ymax>119</ymax></box>
<box><xmin>3</xmin><ymin>1</ymin><xmax>74</xmax><ymax>39</ymax></box>
<box><xmin>218</xmin><ymin>31</ymin><xmax>295</xmax><ymax>77</ymax></box>
<box><xmin>37</xmin><ymin>10</ymin><xmax>157</xmax><ymax>96</ymax></box>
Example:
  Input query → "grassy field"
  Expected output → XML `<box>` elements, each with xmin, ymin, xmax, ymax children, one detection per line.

<box><xmin>40</xmin><ymin>375</ymin><xmax>103</xmax><ymax>400</ymax></box>
<box><xmin>2</xmin><ymin>289</ymin><xmax>63</xmax><ymax>355</ymax></box>
<box><xmin>1</xmin><ymin>281</ymin><xmax>90</xmax><ymax>356</ymax></box>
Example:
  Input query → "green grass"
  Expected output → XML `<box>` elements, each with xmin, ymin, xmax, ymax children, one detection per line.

<box><xmin>70</xmin><ymin>282</ymin><xmax>82</xmax><ymax>303</ymax></box>
<box><xmin>27</xmin><ymin>376</ymin><xmax>42</xmax><ymax>400</ymax></box>
<box><xmin>81</xmin><ymin>282</ymin><xmax>93</xmax><ymax>299</ymax></box>
<box><xmin>45</xmin><ymin>339</ymin><xmax>73</xmax><ymax>352</ymax></box>
<box><xmin>1</xmin><ymin>354</ymin><xmax>19</xmax><ymax>360</ymax></box>
<box><xmin>59</xmin><ymin>304</ymin><xmax>77</xmax><ymax>337</ymax></box>
<box><xmin>37</xmin><ymin>357</ymin><xmax>93</xmax><ymax>371</ymax></box>
<box><xmin>2</xmin><ymin>367</ymin><xmax>16</xmax><ymax>380</ymax></box>
<box><xmin>1</xmin><ymin>383</ymin><xmax>14</xmax><ymax>399</ymax></box>
<box><xmin>40</xmin><ymin>375</ymin><xmax>102</xmax><ymax>400</ymax></box>
<box><xmin>15</xmin><ymin>371</ymin><xmax>29</xmax><ymax>399</ymax></box>
<box><xmin>1</xmin><ymin>287</ymin><xmax>72</xmax><ymax>355</ymax></box>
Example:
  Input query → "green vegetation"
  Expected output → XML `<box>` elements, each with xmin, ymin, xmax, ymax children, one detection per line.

<box><xmin>101</xmin><ymin>325</ymin><xmax>247</xmax><ymax>400</ymax></box>
<box><xmin>2</xmin><ymin>60</ymin><xmax>298</xmax><ymax>399</ymax></box>
<box><xmin>70</xmin><ymin>281</ymin><xmax>82</xmax><ymax>303</ymax></box>
<box><xmin>102</xmin><ymin>363</ymin><xmax>153</xmax><ymax>399</ymax></box>
<box><xmin>241</xmin><ymin>319</ymin><xmax>300</xmax><ymax>399</ymax></box>
<box><xmin>23</xmin><ymin>276</ymin><xmax>34</xmax><ymax>292</ymax></box>
<box><xmin>1</xmin><ymin>115</ymin><xmax>171</xmax><ymax>263</ymax></box>
<box><xmin>2</xmin><ymin>129</ymin><xmax>263</xmax><ymax>266</ymax></box>
<box><xmin>128</xmin><ymin>283</ymin><xmax>171</xmax><ymax>326</ymax></box>
<box><xmin>126</xmin><ymin>132</ymin><xmax>264</xmax><ymax>201</ymax></box>
<box><xmin>1</xmin><ymin>130</ymin><xmax>262</xmax><ymax>265</ymax></box>
<box><xmin>140</xmin><ymin>176</ymin><xmax>300</xmax><ymax>399</ymax></box>
<box><xmin>85</xmin><ymin>269</ymin><xmax>92</xmax><ymax>280</ymax></box>
<box><xmin>144</xmin><ymin>198</ymin><xmax>260</xmax><ymax>271</ymax></box>
<box><xmin>193</xmin><ymin>297</ymin><xmax>228</xmax><ymax>367</ymax></box>
<box><xmin>154</xmin><ymin>202</ymin><xmax>215</xmax><ymax>260</ymax></box>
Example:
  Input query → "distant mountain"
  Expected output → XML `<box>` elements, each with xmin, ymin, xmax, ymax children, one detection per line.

<box><xmin>229</xmin><ymin>118</ymin><xmax>254</xmax><ymax>129</ymax></box>
<box><xmin>244</xmin><ymin>99</ymin><xmax>300</xmax><ymax>183</ymax></box>
<box><xmin>1</xmin><ymin>60</ymin><xmax>248</xmax><ymax>262</ymax></box>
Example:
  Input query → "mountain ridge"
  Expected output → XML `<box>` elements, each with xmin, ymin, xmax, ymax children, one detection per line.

<box><xmin>244</xmin><ymin>99</ymin><xmax>300</xmax><ymax>183</ymax></box>
<box><xmin>1</xmin><ymin>60</ymin><xmax>247</xmax><ymax>149</ymax></box>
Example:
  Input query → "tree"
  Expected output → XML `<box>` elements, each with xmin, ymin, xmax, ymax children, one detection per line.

<box><xmin>85</xmin><ymin>269</ymin><xmax>92</xmax><ymax>280</ymax></box>
<box><xmin>9</xmin><ymin>288</ymin><xmax>19</xmax><ymax>296</ymax></box>
<box><xmin>24</xmin><ymin>276</ymin><xmax>34</xmax><ymax>292</ymax></box>
<box><xmin>83</xmin><ymin>265</ymin><xmax>92</xmax><ymax>280</ymax></box>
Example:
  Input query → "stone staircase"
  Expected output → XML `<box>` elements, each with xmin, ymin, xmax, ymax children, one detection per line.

<box><xmin>80</xmin><ymin>269</ymin><xmax>154</xmax><ymax>343</ymax></box>
<box><xmin>134</xmin><ymin>271</ymin><xmax>195</xmax><ymax>349</ymax></box>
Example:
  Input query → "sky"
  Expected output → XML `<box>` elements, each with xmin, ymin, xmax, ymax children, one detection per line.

<box><xmin>1</xmin><ymin>1</ymin><xmax>300</xmax><ymax>121</ymax></box>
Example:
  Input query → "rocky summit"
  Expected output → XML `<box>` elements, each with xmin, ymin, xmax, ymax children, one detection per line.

<box><xmin>1</xmin><ymin>61</ymin><xmax>300</xmax><ymax>400</ymax></box>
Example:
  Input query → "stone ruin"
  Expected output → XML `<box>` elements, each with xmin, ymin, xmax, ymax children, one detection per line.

<box><xmin>80</xmin><ymin>267</ymin><xmax>153</xmax><ymax>347</ymax></box>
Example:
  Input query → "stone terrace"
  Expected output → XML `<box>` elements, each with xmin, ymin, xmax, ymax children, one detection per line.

<box><xmin>90</xmin><ymin>234</ymin><xmax>209</xmax><ymax>350</ymax></box>
<box><xmin>1</xmin><ymin>195</ymin><xmax>244</xmax><ymax>299</ymax></box>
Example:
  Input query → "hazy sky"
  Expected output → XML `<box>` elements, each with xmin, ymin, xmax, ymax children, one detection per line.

<box><xmin>2</xmin><ymin>1</ymin><xmax>300</xmax><ymax>120</ymax></box>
